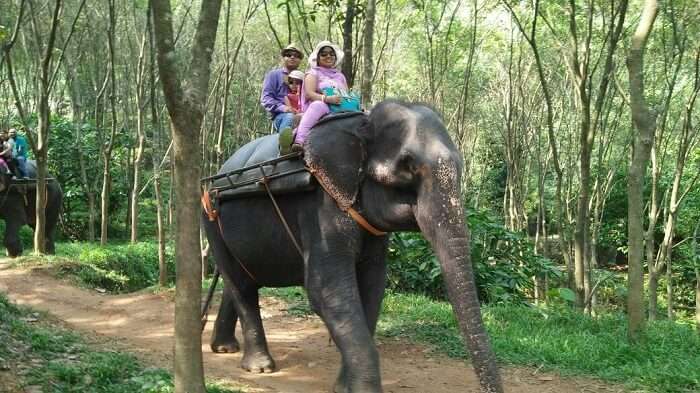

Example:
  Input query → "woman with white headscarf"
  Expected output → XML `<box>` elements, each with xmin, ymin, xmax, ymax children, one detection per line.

<box><xmin>292</xmin><ymin>40</ymin><xmax>347</xmax><ymax>146</ymax></box>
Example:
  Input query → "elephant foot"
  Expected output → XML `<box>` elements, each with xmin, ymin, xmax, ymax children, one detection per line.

<box><xmin>333</xmin><ymin>368</ymin><xmax>347</xmax><ymax>393</ymax></box>
<box><xmin>333</xmin><ymin>368</ymin><xmax>381</xmax><ymax>393</ymax></box>
<box><xmin>241</xmin><ymin>351</ymin><xmax>276</xmax><ymax>373</ymax></box>
<box><xmin>210</xmin><ymin>337</ymin><xmax>240</xmax><ymax>353</ymax></box>
<box><xmin>333</xmin><ymin>379</ymin><xmax>348</xmax><ymax>393</ymax></box>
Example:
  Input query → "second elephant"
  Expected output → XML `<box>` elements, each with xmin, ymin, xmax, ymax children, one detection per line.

<box><xmin>0</xmin><ymin>160</ymin><xmax>62</xmax><ymax>256</ymax></box>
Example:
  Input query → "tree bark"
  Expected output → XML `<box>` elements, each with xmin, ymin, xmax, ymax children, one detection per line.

<box><xmin>130</xmin><ymin>8</ymin><xmax>151</xmax><ymax>243</ymax></box>
<box><xmin>361</xmin><ymin>0</ymin><xmax>376</xmax><ymax>106</ymax></box>
<box><xmin>694</xmin><ymin>221</ymin><xmax>700</xmax><ymax>332</ymax></box>
<box><xmin>342</xmin><ymin>0</ymin><xmax>355</xmax><ymax>87</ymax></box>
<box><xmin>100</xmin><ymin>0</ymin><xmax>119</xmax><ymax>245</ymax></box>
<box><xmin>151</xmin><ymin>1</ymin><xmax>223</xmax><ymax>391</ymax></box>
<box><xmin>626</xmin><ymin>0</ymin><xmax>658</xmax><ymax>340</ymax></box>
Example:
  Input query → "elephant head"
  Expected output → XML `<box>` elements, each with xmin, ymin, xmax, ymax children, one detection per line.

<box><xmin>304</xmin><ymin>100</ymin><xmax>503</xmax><ymax>392</ymax></box>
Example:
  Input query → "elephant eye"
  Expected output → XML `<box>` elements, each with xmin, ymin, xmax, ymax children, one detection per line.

<box><xmin>395</xmin><ymin>152</ymin><xmax>418</xmax><ymax>185</ymax></box>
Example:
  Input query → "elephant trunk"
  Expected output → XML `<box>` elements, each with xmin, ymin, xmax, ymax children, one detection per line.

<box><xmin>414</xmin><ymin>163</ymin><xmax>503</xmax><ymax>393</ymax></box>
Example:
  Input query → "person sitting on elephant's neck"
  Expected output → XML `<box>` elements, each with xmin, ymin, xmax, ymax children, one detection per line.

<box><xmin>292</xmin><ymin>41</ymin><xmax>347</xmax><ymax>149</ymax></box>
<box><xmin>0</xmin><ymin>132</ymin><xmax>18</xmax><ymax>178</ymax></box>
<box><xmin>260</xmin><ymin>44</ymin><xmax>304</xmax><ymax>133</ymax></box>
<box><xmin>8</xmin><ymin>128</ymin><xmax>28</xmax><ymax>178</ymax></box>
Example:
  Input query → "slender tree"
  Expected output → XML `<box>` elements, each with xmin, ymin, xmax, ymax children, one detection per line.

<box><xmin>129</xmin><ymin>5</ymin><xmax>152</xmax><ymax>243</ymax></box>
<box><xmin>151</xmin><ymin>1</ymin><xmax>223</xmax><ymax>391</ymax></box>
<box><xmin>361</xmin><ymin>0</ymin><xmax>376</xmax><ymax>106</ymax></box>
<box><xmin>626</xmin><ymin>0</ymin><xmax>659</xmax><ymax>341</ymax></box>
<box><xmin>342</xmin><ymin>0</ymin><xmax>356</xmax><ymax>87</ymax></box>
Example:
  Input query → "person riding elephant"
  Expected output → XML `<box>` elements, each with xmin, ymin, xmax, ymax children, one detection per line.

<box><xmin>202</xmin><ymin>100</ymin><xmax>503</xmax><ymax>393</ymax></box>
<box><xmin>0</xmin><ymin>160</ymin><xmax>62</xmax><ymax>256</ymax></box>
<box><xmin>261</xmin><ymin>44</ymin><xmax>305</xmax><ymax>133</ymax></box>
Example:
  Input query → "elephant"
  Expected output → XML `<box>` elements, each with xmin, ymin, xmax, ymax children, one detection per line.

<box><xmin>202</xmin><ymin>100</ymin><xmax>503</xmax><ymax>393</ymax></box>
<box><xmin>0</xmin><ymin>160</ymin><xmax>62</xmax><ymax>257</ymax></box>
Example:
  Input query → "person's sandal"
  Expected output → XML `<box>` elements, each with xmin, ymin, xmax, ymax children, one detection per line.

<box><xmin>290</xmin><ymin>143</ymin><xmax>303</xmax><ymax>153</ymax></box>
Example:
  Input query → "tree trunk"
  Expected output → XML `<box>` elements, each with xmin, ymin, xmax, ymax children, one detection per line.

<box><xmin>649</xmin><ymin>271</ymin><xmax>659</xmax><ymax>319</ymax></box>
<box><xmin>361</xmin><ymin>0</ymin><xmax>376</xmax><ymax>106</ymax></box>
<box><xmin>32</xmin><ymin>0</ymin><xmax>68</xmax><ymax>254</ymax></box>
<box><xmin>646</xmin><ymin>147</ymin><xmax>660</xmax><ymax>321</ymax></box>
<box><xmin>694</xmin><ymin>222</ymin><xmax>700</xmax><ymax>332</ymax></box>
<box><xmin>101</xmin><ymin>0</ymin><xmax>119</xmax><ymax>246</ymax></box>
<box><xmin>155</xmin><ymin>172</ymin><xmax>167</xmax><ymax>286</ymax></box>
<box><xmin>131</xmin><ymin>13</ymin><xmax>150</xmax><ymax>243</ymax></box>
<box><xmin>626</xmin><ymin>0</ymin><xmax>658</xmax><ymax>340</ymax></box>
<box><xmin>151</xmin><ymin>1</ymin><xmax>223</xmax><ymax>391</ymax></box>
<box><xmin>341</xmin><ymin>0</ymin><xmax>355</xmax><ymax>87</ymax></box>
<box><xmin>34</xmin><ymin>95</ymin><xmax>49</xmax><ymax>253</ymax></box>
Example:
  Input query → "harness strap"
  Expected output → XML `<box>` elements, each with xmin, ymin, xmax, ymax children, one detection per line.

<box><xmin>199</xmin><ymin>189</ymin><xmax>259</xmax><ymax>285</ymax></box>
<box><xmin>201</xmin><ymin>190</ymin><xmax>218</xmax><ymax>221</ymax></box>
<box><xmin>258</xmin><ymin>166</ymin><xmax>305</xmax><ymax>258</ymax></box>
<box><xmin>307</xmin><ymin>168</ymin><xmax>387</xmax><ymax>237</ymax></box>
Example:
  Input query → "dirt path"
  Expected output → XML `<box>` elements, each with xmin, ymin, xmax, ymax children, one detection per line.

<box><xmin>0</xmin><ymin>263</ymin><xmax>622</xmax><ymax>393</ymax></box>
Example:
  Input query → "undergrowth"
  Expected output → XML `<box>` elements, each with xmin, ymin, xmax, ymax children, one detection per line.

<box><xmin>265</xmin><ymin>287</ymin><xmax>700</xmax><ymax>393</ymax></box>
<box><xmin>9</xmin><ymin>242</ymin><xmax>699</xmax><ymax>392</ymax></box>
<box><xmin>0</xmin><ymin>293</ymin><xmax>241</xmax><ymax>393</ymax></box>
<box><xmin>11</xmin><ymin>242</ymin><xmax>177</xmax><ymax>293</ymax></box>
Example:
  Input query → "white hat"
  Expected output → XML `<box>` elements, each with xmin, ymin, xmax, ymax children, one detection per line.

<box><xmin>309</xmin><ymin>41</ymin><xmax>343</xmax><ymax>68</ymax></box>
<box><xmin>289</xmin><ymin>70</ymin><xmax>305</xmax><ymax>81</ymax></box>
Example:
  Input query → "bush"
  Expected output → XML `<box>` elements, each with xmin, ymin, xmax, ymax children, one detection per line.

<box><xmin>387</xmin><ymin>210</ymin><xmax>560</xmax><ymax>303</ymax></box>
<box><xmin>56</xmin><ymin>242</ymin><xmax>175</xmax><ymax>292</ymax></box>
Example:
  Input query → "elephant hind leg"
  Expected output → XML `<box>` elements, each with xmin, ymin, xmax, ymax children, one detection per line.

<box><xmin>205</xmin><ymin>217</ymin><xmax>241</xmax><ymax>353</ymax></box>
<box><xmin>210</xmin><ymin>287</ymin><xmax>240</xmax><ymax>354</ymax></box>
<box><xmin>3</xmin><ymin>220</ymin><xmax>24</xmax><ymax>257</ymax></box>
<box><xmin>204</xmin><ymin>215</ymin><xmax>275</xmax><ymax>372</ymax></box>
<box><xmin>229</xmin><ymin>283</ymin><xmax>276</xmax><ymax>373</ymax></box>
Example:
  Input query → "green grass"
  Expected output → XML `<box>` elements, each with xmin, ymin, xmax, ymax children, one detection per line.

<box><xmin>0</xmin><ymin>293</ymin><xmax>242</xmax><ymax>393</ymax></box>
<box><xmin>264</xmin><ymin>287</ymin><xmax>700</xmax><ymax>393</ymax></box>
<box><xmin>12</xmin><ymin>243</ymin><xmax>699</xmax><ymax>392</ymax></box>
<box><xmin>8</xmin><ymin>241</ymin><xmax>178</xmax><ymax>293</ymax></box>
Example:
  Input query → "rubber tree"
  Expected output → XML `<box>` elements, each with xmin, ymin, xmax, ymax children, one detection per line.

<box><xmin>151</xmin><ymin>0</ymin><xmax>223</xmax><ymax>391</ymax></box>
<box><xmin>626</xmin><ymin>0</ymin><xmax>658</xmax><ymax>341</ymax></box>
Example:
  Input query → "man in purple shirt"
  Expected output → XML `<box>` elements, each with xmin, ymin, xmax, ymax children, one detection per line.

<box><xmin>261</xmin><ymin>44</ymin><xmax>304</xmax><ymax>132</ymax></box>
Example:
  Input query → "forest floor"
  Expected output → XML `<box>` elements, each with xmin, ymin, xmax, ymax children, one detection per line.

<box><xmin>0</xmin><ymin>262</ymin><xmax>625</xmax><ymax>393</ymax></box>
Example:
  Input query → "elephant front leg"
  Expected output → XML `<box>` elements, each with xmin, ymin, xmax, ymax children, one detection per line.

<box><xmin>306</xmin><ymin>252</ymin><xmax>382</xmax><ymax>393</ymax></box>
<box><xmin>334</xmin><ymin>236</ymin><xmax>389</xmax><ymax>392</ymax></box>
<box><xmin>210</xmin><ymin>287</ymin><xmax>241</xmax><ymax>353</ymax></box>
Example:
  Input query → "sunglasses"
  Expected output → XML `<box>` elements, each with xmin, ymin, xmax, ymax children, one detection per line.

<box><xmin>318</xmin><ymin>51</ymin><xmax>336</xmax><ymax>58</ymax></box>
<box><xmin>284</xmin><ymin>53</ymin><xmax>301</xmax><ymax>59</ymax></box>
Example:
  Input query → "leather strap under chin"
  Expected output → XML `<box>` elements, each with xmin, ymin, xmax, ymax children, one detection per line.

<box><xmin>307</xmin><ymin>167</ymin><xmax>387</xmax><ymax>237</ymax></box>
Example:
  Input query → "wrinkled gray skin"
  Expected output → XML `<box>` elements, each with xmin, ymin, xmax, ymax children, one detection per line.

<box><xmin>204</xmin><ymin>100</ymin><xmax>503</xmax><ymax>393</ymax></box>
<box><xmin>0</xmin><ymin>161</ymin><xmax>63</xmax><ymax>257</ymax></box>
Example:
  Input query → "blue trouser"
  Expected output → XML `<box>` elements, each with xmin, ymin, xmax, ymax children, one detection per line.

<box><xmin>272</xmin><ymin>112</ymin><xmax>294</xmax><ymax>132</ymax></box>
<box><xmin>16</xmin><ymin>156</ymin><xmax>26</xmax><ymax>177</ymax></box>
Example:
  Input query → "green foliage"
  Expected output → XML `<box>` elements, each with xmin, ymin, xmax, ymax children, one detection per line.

<box><xmin>377</xmin><ymin>292</ymin><xmax>700</xmax><ymax>393</ymax></box>
<box><xmin>0</xmin><ymin>294</ymin><xmax>241</xmax><ymax>393</ymax></box>
<box><xmin>260</xmin><ymin>287</ymin><xmax>313</xmax><ymax>316</ymax></box>
<box><xmin>387</xmin><ymin>210</ymin><xmax>560</xmax><ymax>304</ymax></box>
<box><xmin>53</xmin><ymin>241</ymin><xmax>175</xmax><ymax>292</ymax></box>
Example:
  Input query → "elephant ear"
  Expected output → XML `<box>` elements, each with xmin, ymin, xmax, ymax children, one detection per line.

<box><xmin>304</xmin><ymin>116</ymin><xmax>371</xmax><ymax>210</ymax></box>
